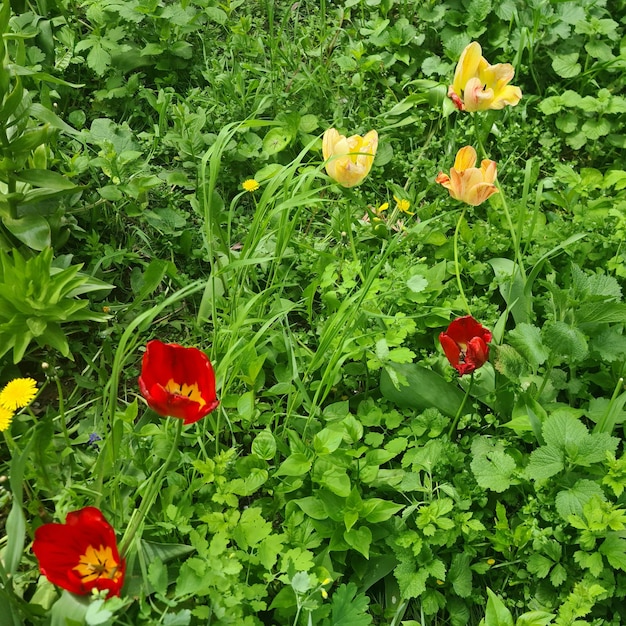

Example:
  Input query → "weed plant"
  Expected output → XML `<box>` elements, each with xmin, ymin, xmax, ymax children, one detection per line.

<box><xmin>1</xmin><ymin>1</ymin><xmax>625</xmax><ymax>625</ymax></box>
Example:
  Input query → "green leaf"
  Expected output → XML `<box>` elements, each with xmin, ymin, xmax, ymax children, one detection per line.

<box><xmin>526</xmin><ymin>445</ymin><xmax>564</xmax><ymax>481</ymax></box>
<box><xmin>252</xmin><ymin>430</ymin><xmax>276</xmax><ymax>460</ymax></box>
<box><xmin>508</xmin><ymin>323</ymin><xmax>549</xmax><ymax>369</ymax></box>
<box><xmin>448</xmin><ymin>553</ymin><xmax>472</xmax><ymax>598</ymax></box>
<box><xmin>599</xmin><ymin>533</ymin><xmax>626</xmax><ymax>571</ymax></box>
<box><xmin>543</xmin><ymin>322</ymin><xmax>588</xmax><ymax>361</ymax></box>
<box><xmin>484</xmin><ymin>588</ymin><xmax>514</xmax><ymax>626</ymax></box>
<box><xmin>263</xmin><ymin>127</ymin><xmax>293</xmax><ymax>155</ymax></box>
<box><xmin>380</xmin><ymin>363</ymin><xmax>465</xmax><ymax>417</ymax></box>
<box><xmin>50</xmin><ymin>591</ymin><xmax>89</xmax><ymax>626</ymax></box>
<box><xmin>2</xmin><ymin>215</ymin><xmax>51</xmax><ymax>251</ymax></box>
<box><xmin>324</xmin><ymin>583</ymin><xmax>372</xmax><ymax>626</ymax></box>
<box><xmin>555</xmin><ymin>480</ymin><xmax>605</xmax><ymax>520</ymax></box>
<box><xmin>470</xmin><ymin>438</ymin><xmax>517</xmax><ymax>492</ymax></box>
<box><xmin>148</xmin><ymin>557</ymin><xmax>168</xmax><ymax>596</ymax></box>
<box><xmin>516</xmin><ymin>611</ymin><xmax>556</xmax><ymax>626</ymax></box>
<box><xmin>275</xmin><ymin>453</ymin><xmax>312</xmax><ymax>477</ymax></box>
<box><xmin>551</xmin><ymin>53</ymin><xmax>581</xmax><ymax>78</ymax></box>
<box><xmin>14</xmin><ymin>169</ymin><xmax>78</xmax><ymax>190</ymax></box>
<box><xmin>343</xmin><ymin>526</ymin><xmax>372</xmax><ymax>559</ymax></box>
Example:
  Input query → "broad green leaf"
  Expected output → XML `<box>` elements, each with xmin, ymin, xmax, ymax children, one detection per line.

<box><xmin>516</xmin><ymin>611</ymin><xmax>556</xmax><ymax>626</ymax></box>
<box><xmin>14</xmin><ymin>169</ymin><xmax>77</xmax><ymax>189</ymax></box>
<box><xmin>470</xmin><ymin>438</ymin><xmax>517</xmax><ymax>493</ymax></box>
<box><xmin>599</xmin><ymin>534</ymin><xmax>626</xmax><ymax>571</ymax></box>
<box><xmin>251</xmin><ymin>430</ymin><xmax>276</xmax><ymax>460</ymax></box>
<box><xmin>294</xmin><ymin>496</ymin><xmax>328</xmax><ymax>520</ymax></box>
<box><xmin>555</xmin><ymin>480</ymin><xmax>605</xmax><ymax>521</ymax></box>
<box><xmin>484</xmin><ymin>588</ymin><xmax>514</xmax><ymax>626</ymax></box>
<box><xmin>2</xmin><ymin>215</ymin><xmax>51</xmax><ymax>251</ymax></box>
<box><xmin>263</xmin><ymin>127</ymin><xmax>292</xmax><ymax>155</ymax></box>
<box><xmin>50</xmin><ymin>591</ymin><xmax>89</xmax><ymax>626</ymax></box>
<box><xmin>551</xmin><ymin>53</ymin><xmax>581</xmax><ymax>78</ymax></box>
<box><xmin>448</xmin><ymin>553</ymin><xmax>472</xmax><ymax>598</ymax></box>
<box><xmin>526</xmin><ymin>445</ymin><xmax>564</xmax><ymax>481</ymax></box>
<box><xmin>343</xmin><ymin>526</ymin><xmax>372</xmax><ymax>559</ymax></box>
<box><xmin>380</xmin><ymin>363</ymin><xmax>464</xmax><ymax>417</ymax></box>
<box><xmin>275</xmin><ymin>453</ymin><xmax>312</xmax><ymax>477</ymax></box>
<box><xmin>508</xmin><ymin>324</ymin><xmax>548</xmax><ymax>368</ymax></box>
<box><xmin>543</xmin><ymin>321</ymin><xmax>588</xmax><ymax>361</ymax></box>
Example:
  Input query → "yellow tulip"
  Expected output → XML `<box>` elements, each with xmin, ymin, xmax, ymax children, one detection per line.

<box><xmin>448</xmin><ymin>42</ymin><xmax>522</xmax><ymax>112</ymax></box>
<box><xmin>435</xmin><ymin>146</ymin><xmax>499</xmax><ymax>206</ymax></box>
<box><xmin>322</xmin><ymin>128</ymin><xmax>378</xmax><ymax>188</ymax></box>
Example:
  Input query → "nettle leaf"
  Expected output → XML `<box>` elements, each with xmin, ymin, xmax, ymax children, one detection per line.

<box><xmin>508</xmin><ymin>323</ymin><xmax>549</xmax><ymax>369</ymax></box>
<box><xmin>543</xmin><ymin>322</ymin><xmax>588</xmax><ymax>361</ymax></box>
<box><xmin>589</xmin><ymin>327</ymin><xmax>626</xmax><ymax>362</ymax></box>
<box><xmin>543</xmin><ymin>413</ymin><xmax>588</xmax><ymax>449</ymax></box>
<box><xmin>571</xmin><ymin>264</ymin><xmax>622</xmax><ymax>300</ymax></box>
<box><xmin>470</xmin><ymin>437</ymin><xmax>517</xmax><ymax>492</ymax></box>
<box><xmin>555</xmin><ymin>479</ymin><xmax>606</xmax><ymax>520</ymax></box>
<box><xmin>526</xmin><ymin>445</ymin><xmax>564</xmax><ymax>481</ymax></box>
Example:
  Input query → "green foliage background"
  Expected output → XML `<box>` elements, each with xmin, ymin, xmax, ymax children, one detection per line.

<box><xmin>0</xmin><ymin>0</ymin><xmax>625</xmax><ymax>625</ymax></box>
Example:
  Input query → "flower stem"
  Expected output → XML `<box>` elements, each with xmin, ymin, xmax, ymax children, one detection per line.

<box><xmin>453</xmin><ymin>208</ymin><xmax>471</xmax><ymax>315</ymax></box>
<box><xmin>448</xmin><ymin>373</ymin><xmax>474</xmax><ymax>439</ymax></box>
<box><xmin>119</xmin><ymin>417</ymin><xmax>183</xmax><ymax>555</ymax></box>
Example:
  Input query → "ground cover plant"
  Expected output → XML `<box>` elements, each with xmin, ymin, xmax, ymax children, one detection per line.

<box><xmin>1</xmin><ymin>0</ymin><xmax>625</xmax><ymax>624</ymax></box>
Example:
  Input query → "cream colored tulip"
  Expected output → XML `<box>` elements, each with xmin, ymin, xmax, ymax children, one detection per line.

<box><xmin>448</xmin><ymin>42</ymin><xmax>522</xmax><ymax>112</ymax></box>
<box><xmin>435</xmin><ymin>146</ymin><xmax>498</xmax><ymax>206</ymax></box>
<box><xmin>322</xmin><ymin>128</ymin><xmax>378</xmax><ymax>188</ymax></box>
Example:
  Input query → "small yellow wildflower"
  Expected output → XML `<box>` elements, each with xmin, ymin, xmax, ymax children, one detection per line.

<box><xmin>0</xmin><ymin>405</ymin><xmax>14</xmax><ymax>432</ymax></box>
<box><xmin>487</xmin><ymin>558</ymin><xmax>496</xmax><ymax>566</ymax></box>
<box><xmin>242</xmin><ymin>179</ymin><xmax>260</xmax><ymax>192</ymax></box>
<box><xmin>377</xmin><ymin>202</ymin><xmax>389</xmax><ymax>212</ymax></box>
<box><xmin>0</xmin><ymin>377</ymin><xmax>37</xmax><ymax>411</ymax></box>
<box><xmin>393</xmin><ymin>195</ymin><xmax>414</xmax><ymax>215</ymax></box>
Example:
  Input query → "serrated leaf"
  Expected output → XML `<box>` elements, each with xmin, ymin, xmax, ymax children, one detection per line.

<box><xmin>543</xmin><ymin>322</ymin><xmax>588</xmax><ymax>361</ymax></box>
<box><xmin>527</xmin><ymin>553</ymin><xmax>553</xmax><ymax>579</ymax></box>
<box><xmin>599</xmin><ymin>534</ymin><xmax>626</xmax><ymax>571</ymax></box>
<box><xmin>555</xmin><ymin>479</ymin><xmax>605</xmax><ymax>520</ymax></box>
<box><xmin>470</xmin><ymin>438</ymin><xmax>517</xmax><ymax>492</ymax></box>
<box><xmin>509</xmin><ymin>323</ymin><xmax>550</xmax><ymax>370</ymax></box>
<box><xmin>526</xmin><ymin>445</ymin><xmax>564</xmax><ymax>481</ymax></box>
<box><xmin>325</xmin><ymin>583</ymin><xmax>372</xmax><ymax>626</ymax></box>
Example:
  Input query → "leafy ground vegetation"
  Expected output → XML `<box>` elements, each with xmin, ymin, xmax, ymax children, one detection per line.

<box><xmin>1</xmin><ymin>0</ymin><xmax>626</xmax><ymax>624</ymax></box>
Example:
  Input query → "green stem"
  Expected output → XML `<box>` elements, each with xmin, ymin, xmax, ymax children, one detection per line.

<box><xmin>448</xmin><ymin>373</ymin><xmax>474</xmax><ymax>439</ymax></box>
<box><xmin>53</xmin><ymin>375</ymin><xmax>70</xmax><ymax>447</ymax></box>
<box><xmin>119</xmin><ymin>418</ymin><xmax>183</xmax><ymax>556</ymax></box>
<box><xmin>453</xmin><ymin>208</ymin><xmax>471</xmax><ymax>315</ymax></box>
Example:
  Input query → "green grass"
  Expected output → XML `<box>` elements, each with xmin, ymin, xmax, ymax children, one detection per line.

<box><xmin>1</xmin><ymin>1</ymin><xmax>625</xmax><ymax>625</ymax></box>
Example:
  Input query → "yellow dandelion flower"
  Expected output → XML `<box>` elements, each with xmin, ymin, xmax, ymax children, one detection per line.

<box><xmin>393</xmin><ymin>195</ymin><xmax>414</xmax><ymax>215</ymax></box>
<box><xmin>0</xmin><ymin>405</ymin><xmax>14</xmax><ymax>432</ymax></box>
<box><xmin>0</xmin><ymin>377</ymin><xmax>37</xmax><ymax>411</ymax></box>
<box><xmin>242</xmin><ymin>179</ymin><xmax>260</xmax><ymax>192</ymax></box>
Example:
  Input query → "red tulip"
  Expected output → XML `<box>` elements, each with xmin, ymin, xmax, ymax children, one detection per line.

<box><xmin>138</xmin><ymin>340</ymin><xmax>219</xmax><ymax>424</ymax></box>
<box><xmin>32</xmin><ymin>507</ymin><xmax>125</xmax><ymax>598</ymax></box>
<box><xmin>439</xmin><ymin>316</ymin><xmax>492</xmax><ymax>376</ymax></box>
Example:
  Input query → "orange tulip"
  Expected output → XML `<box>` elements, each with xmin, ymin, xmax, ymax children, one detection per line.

<box><xmin>435</xmin><ymin>146</ymin><xmax>498</xmax><ymax>206</ymax></box>
<box><xmin>448</xmin><ymin>42</ymin><xmax>522</xmax><ymax>112</ymax></box>
<box><xmin>322</xmin><ymin>128</ymin><xmax>378</xmax><ymax>188</ymax></box>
